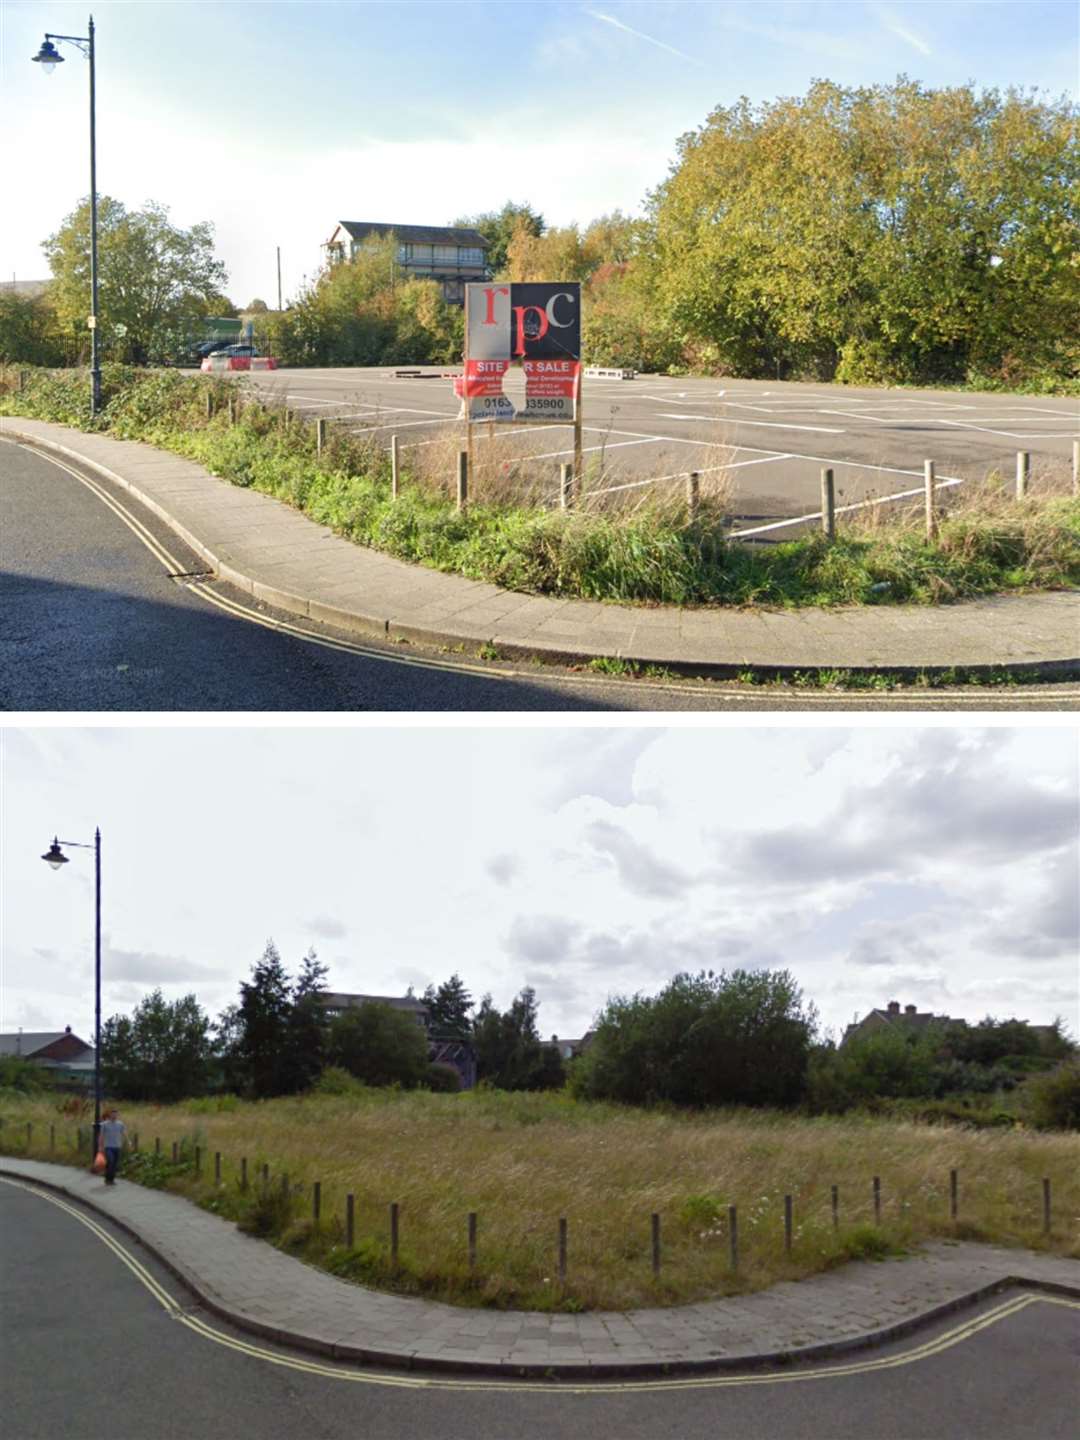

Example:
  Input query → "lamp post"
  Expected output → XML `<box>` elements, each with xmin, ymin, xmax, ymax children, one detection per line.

<box><xmin>32</xmin><ymin>15</ymin><xmax>100</xmax><ymax>417</ymax></box>
<box><xmin>42</xmin><ymin>830</ymin><xmax>102</xmax><ymax>1163</ymax></box>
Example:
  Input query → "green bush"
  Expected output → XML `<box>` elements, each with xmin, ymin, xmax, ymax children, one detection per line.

<box><xmin>1024</xmin><ymin>1062</ymin><xmax>1080</xmax><ymax>1131</ymax></box>
<box><xmin>427</xmin><ymin>1062</ymin><xmax>463</xmax><ymax>1093</ymax></box>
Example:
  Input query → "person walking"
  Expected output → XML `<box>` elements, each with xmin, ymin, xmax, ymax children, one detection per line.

<box><xmin>100</xmin><ymin>1107</ymin><xmax>126</xmax><ymax>1186</ymax></box>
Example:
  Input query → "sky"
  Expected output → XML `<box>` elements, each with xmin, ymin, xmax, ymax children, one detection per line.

<box><xmin>2</xmin><ymin>1</ymin><xmax>1077</xmax><ymax>307</ymax></box>
<box><xmin>2</xmin><ymin>724</ymin><xmax>1077</xmax><ymax>1046</ymax></box>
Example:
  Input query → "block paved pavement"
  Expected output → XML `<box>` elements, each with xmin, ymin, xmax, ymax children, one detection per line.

<box><xmin>3</xmin><ymin>1157</ymin><xmax>1077</xmax><ymax>1378</ymax></box>
<box><xmin>3</xmin><ymin>418</ymin><xmax>1077</xmax><ymax>676</ymax></box>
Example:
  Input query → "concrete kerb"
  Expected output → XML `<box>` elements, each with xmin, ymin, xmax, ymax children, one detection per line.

<box><xmin>3</xmin><ymin>1159</ymin><xmax>1079</xmax><ymax>1382</ymax></box>
<box><xmin>5</xmin><ymin>421</ymin><xmax>1079</xmax><ymax>681</ymax></box>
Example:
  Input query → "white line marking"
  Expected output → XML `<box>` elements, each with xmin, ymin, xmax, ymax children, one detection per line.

<box><xmin>733</xmin><ymin>476</ymin><xmax>966</xmax><ymax>537</ymax></box>
<box><xmin>585</xmin><ymin>453</ymin><xmax>793</xmax><ymax>499</ymax></box>
<box><xmin>657</xmin><ymin>414</ymin><xmax>846</xmax><ymax>435</ymax></box>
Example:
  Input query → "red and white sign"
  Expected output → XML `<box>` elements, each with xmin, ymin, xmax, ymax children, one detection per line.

<box><xmin>460</xmin><ymin>283</ymin><xmax>581</xmax><ymax>422</ymax></box>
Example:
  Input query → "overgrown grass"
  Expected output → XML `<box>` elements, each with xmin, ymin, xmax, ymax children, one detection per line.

<box><xmin>3</xmin><ymin>364</ymin><xmax>1078</xmax><ymax>607</ymax></box>
<box><xmin>2</xmin><ymin>1088</ymin><xmax>1076</xmax><ymax>1312</ymax></box>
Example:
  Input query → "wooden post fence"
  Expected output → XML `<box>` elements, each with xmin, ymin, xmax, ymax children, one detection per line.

<box><xmin>346</xmin><ymin>1193</ymin><xmax>355</xmax><ymax>1248</ymax></box>
<box><xmin>784</xmin><ymin>1194</ymin><xmax>793</xmax><ymax>1255</ymax></box>
<box><xmin>313</xmin><ymin>1181</ymin><xmax>321</xmax><ymax>1222</ymax></box>
<box><xmin>172</xmin><ymin>1141</ymin><xmax>178</xmax><ymax>1165</ymax></box>
<box><xmin>831</xmin><ymin>1184</ymin><xmax>839</xmax><ymax>1231</ymax></box>
<box><xmin>1042</xmin><ymin>1178</ymin><xmax>1051</xmax><ymax>1234</ymax></box>
<box><xmin>261</xmin><ymin>1163</ymin><xmax>269</xmax><ymax>1190</ymax></box>
<box><xmin>560</xmin><ymin>462</ymin><xmax>574</xmax><ymax>511</ymax></box>
<box><xmin>873</xmin><ymin>1176</ymin><xmax>881</xmax><ymax>1226</ymax></box>
<box><xmin>728</xmin><ymin>1205</ymin><xmax>738</xmax><ymax>1272</ymax></box>
<box><xmin>1016</xmin><ymin>450</ymin><xmax>1030</xmax><ymax>499</ymax></box>
<box><xmin>205</xmin><ymin>391</ymin><xmax>213</xmax><ymax>420</ymax></box>
<box><xmin>558</xmin><ymin>1217</ymin><xmax>567</xmax><ymax>1286</ymax></box>
<box><xmin>155</xmin><ymin>1137</ymin><xmax>161</xmax><ymax>1156</ymax></box>
<box><xmin>924</xmin><ymin>460</ymin><xmax>936</xmax><ymax>541</ymax></box>
<box><xmin>651</xmin><ymin>1213</ymin><xmax>661</xmax><ymax>1278</ymax></box>
<box><xmin>195</xmin><ymin>1146</ymin><xmax>201</xmax><ymax>1176</ymax></box>
<box><xmin>468</xmin><ymin>1212</ymin><xmax>477</xmax><ymax>1270</ymax></box>
<box><xmin>686</xmin><ymin>471</ymin><xmax>700</xmax><ymax>523</ymax></box>
<box><xmin>1073</xmin><ymin>440</ymin><xmax>1079</xmax><ymax>497</ymax></box>
<box><xmin>241</xmin><ymin>1157</ymin><xmax>248</xmax><ymax>1191</ymax></box>
<box><xmin>456</xmin><ymin>450</ymin><xmax>468</xmax><ymax>513</ymax></box>
<box><xmin>50</xmin><ymin>1124</ymin><xmax>55</xmax><ymax>1152</ymax></box>
<box><xmin>821</xmin><ymin>468</ymin><xmax>835</xmax><ymax>540</ymax></box>
<box><xmin>26</xmin><ymin>1122</ymin><xmax>32</xmax><ymax>1148</ymax></box>
<box><xmin>390</xmin><ymin>1203</ymin><xmax>400</xmax><ymax>1268</ymax></box>
<box><xmin>950</xmin><ymin>1169</ymin><xmax>958</xmax><ymax>1221</ymax></box>
<box><xmin>215</xmin><ymin>1152</ymin><xmax>221</xmax><ymax>1185</ymax></box>
<box><xmin>391</xmin><ymin>434</ymin><xmax>400</xmax><ymax>499</ymax></box>
<box><xmin>316</xmin><ymin>417</ymin><xmax>327</xmax><ymax>456</ymax></box>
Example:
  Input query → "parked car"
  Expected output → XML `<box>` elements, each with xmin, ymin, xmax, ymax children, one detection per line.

<box><xmin>207</xmin><ymin>343</ymin><xmax>257</xmax><ymax>358</ymax></box>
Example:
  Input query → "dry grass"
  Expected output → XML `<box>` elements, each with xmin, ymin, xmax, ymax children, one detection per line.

<box><xmin>3</xmin><ymin>1089</ymin><xmax>1077</xmax><ymax>1312</ymax></box>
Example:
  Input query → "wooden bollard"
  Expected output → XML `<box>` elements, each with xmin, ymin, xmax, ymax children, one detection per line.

<box><xmin>728</xmin><ymin>1205</ymin><xmax>738</xmax><ymax>1272</ymax></box>
<box><xmin>831</xmin><ymin>1184</ymin><xmax>839</xmax><ymax>1231</ymax></box>
<box><xmin>950</xmin><ymin>1169</ymin><xmax>958</xmax><ymax>1221</ymax></box>
<box><xmin>227</xmin><ymin>396</ymin><xmax>236</xmax><ymax>424</ymax></box>
<box><xmin>155</xmin><ymin>1136</ymin><xmax>161</xmax><ymax>1156</ymax></box>
<box><xmin>390</xmin><ymin>1202</ymin><xmax>400</xmax><ymax>1268</ymax></box>
<box><xmin>50</xmin><ymin>1124</ymin><xmax>55</xmax><ymax>1152</ymax></box>
<box><xmin>195</xmin><ymin>1146</ymin><xmax>201</xmax><ymax>1176</ymax></box>
<box><xmin>215</xmin><ymin>1152</ymin><xmax>221</xmax><ymax>1184</ymax></box>
<box><xmin>316</xmin><ymin>417</ymin><xmax>327</xmax><ymax>456</ymax></box>
<box><xmin>77</xmin><ymin>1126</ymin><xmax>83</xmax><ymax>1154</ymax></box>
<box><xmin>1043</xmin><ymin>1178</ymin><xmax>1051</xmax><ymax>1234</ymax></box>
<box><xmin>821</xmin><ymin>467</ymin><xmax>835</xmax><ymax>540</ymax></box>
<box><xmin>924</xmin><ymin>460</ymin><xmax>936</xmax><ymax>541</ymax></box>
<box><xmin>241</xmin><ymin>1157</ymin><xmax>248</xmax><ymax>1191</ymax></box>
<box><xmin>346</xmin><ymin>1193</ymin><xmax>355</xmax><ymax>1248</ymax></box>
<box><xmin>261</xmin><ymin>1163</ymin><xmax>269</xmax><ymax>1190</ymax></box>
<box><xmin>686</xmin><ymin>470</ymin><xmax>700</xmax><ymax>522</ymax></box>
<box><xmin>468</xmin><ymin>1211</ymin><xmax>477</xmax><ymax>1270</ymax></box>
<box><xmin>456</xmin><ymin>450</ymin><xmax>468</xmax><ymax>513</ymax></box>
<box><xmin>651</xmin><ymin>1213</ymin><xmax>661</xmax><ymax>1277</ymax></box>
<box><xmin>172</xmin><ymin>1141</ymin><xmax>178</xmax><ymax>1164</ymax></box>
<box><xmin>281</xmin><ymin>1174</ymin><xmax>288</xmax><ymax>1200</ymax></box>
<box><xmin>391</xmin><ymin>434</ymin><xmax>400</xmax><ymax>499</ymax></box>
<box><xmin>313</xmin><ymin>1181</ymin><xmax>321</xmax><ymax>1222</ymax></box>
<box><xmin>205</xmin><ymin>391</ymin><xmax>213</xmax><ymax>420</ymax></box>
<box><xmin>1072</xmin><ymin>440</ymin><xmax>1079</xmax><ymax>497</ymax></box>
<box><xmin>560</xmin><ymin>462</ymin><xmax>574</xmax><ymax>511</ymax></box>
<box><xmin>784</xmin><ymin>1194</ymin><xmax>793</xmax><ymax>1255</ymax></box>
<box><xmin>26</xmin><ymin>1122</ymin><xmax>32</xmax><ymax>1148</ymax></box>
<box><xmin>873</xmin><ymin>1176</ymin><xmax>881</xmax><ymax>1225</ymax></box>
<box><xmin>1016</xmin><ymin>450</ymin><xmax>1030</xmax><ymax>499</ymax></box>
<box><xmin>558</xmin><ymin>1217</ymin><xmax>567</xmax><ymax>1285</ymax></box>
<box><xmin>132</xmin><ymin>1130</ymin><xmax>139</xmax><ymax>1152</ymax></box>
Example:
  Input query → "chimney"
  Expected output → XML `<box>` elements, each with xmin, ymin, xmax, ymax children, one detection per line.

<box><xmin>904</xmin><ymin>1005</ymin><xmax>917</xmax><ymax>1016</ymax></box>
<box><xmin>65</xmin><ymin>1024</ymin><xmax>72</xmax><ymax>1034</ymax></box>
<box><xmin>887</xmin><ymin>1001</ymin><xmax>900</xmax><ymax>1015</ymax></box>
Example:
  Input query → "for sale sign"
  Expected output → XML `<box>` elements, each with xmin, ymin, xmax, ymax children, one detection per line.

<box><xmin>461</xmin><ymin>283</ymin><xmax>581</xmax><ymax>422</ymax></box>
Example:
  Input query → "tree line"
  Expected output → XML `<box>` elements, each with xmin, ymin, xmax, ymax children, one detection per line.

<box><xmin>4</xmin><ymin>78</ymin><xmax>1075</xmax><ymax>388</ymax></box>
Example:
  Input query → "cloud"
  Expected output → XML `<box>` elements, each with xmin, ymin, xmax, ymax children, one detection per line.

<box><xmin>584</xmin><ymin>819</ymin><xmax>694</xmax><ymax>899</ymax></box>
<box><xmin>586</xmin><ymin>9</ymin><xmax>706</xmax><ymax>67</ymax></box>
<box><xmin>486</xmin><ymin>853</ymin><xmax>521</xmax><ymax>887</ymax></box>
<box><xmin>102</xmin><ymin>945</ymin><xmax>219</xmax><ymax>985</ymax></box>
<box><xmin>307</xmin><ymin>915</ymin><xmax>347</xmax><ymax>940</ymax></box>
<box><xmin>846</xmin><ymin>918</ymin><xmax>942</xmax><ymax>970</ymax></box>
<box><xmin>876</xmin><ymin>6</ymin><xmax>932</xmax><ymax>56</ymax></box>
<box><xmin>505</xmin><ymin>914</ymin><xmax>585</xmax><ymax>967</ymax></box>
<box><xmin>539</xmin><ymin>728</ymin><xmax>663</xmax><ymax>809</ymax></box>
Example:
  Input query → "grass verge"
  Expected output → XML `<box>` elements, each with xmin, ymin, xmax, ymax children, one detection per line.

<box><xmin>2</xmin><ymin>1088</ymin><xmax>1076</xmax><ymax>1312</ymax></box>
<box><xmin>3</xmin><ymin>363</ymin><xmax>1078</xmax><ymax>608</ymax></box>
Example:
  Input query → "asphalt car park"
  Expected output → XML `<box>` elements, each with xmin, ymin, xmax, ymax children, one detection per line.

<box><xmin>211</xmin><ymin>367</ymin><xmax>1078</xmax><ymax>535</ymax></box>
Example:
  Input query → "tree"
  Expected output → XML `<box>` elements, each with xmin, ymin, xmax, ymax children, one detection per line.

<box><xmin>246</xmin><ymin>298</ymin><xmax>269</xmax><ymax>312</ymax></box>
<box><xmin>472</xmin><ymin>987</ymin><xmax>564</xmax><ymax>1091</ymax></box>
<box><xmin>327</xmin><ymin>1003</ymin><xmax>429</xmax><ymax>1087</ymax></box>
<box><xmin>43</xmin><ymin>197</ymin><xmax>229</xmax><ymax>363</ymax></box>
<box><xmin>280</xmin><ymin>947</ymin><xmax>329</xmax><ymax>1094</ymax></box>
<box><xmin>422</xmin><ymin>973</ymin><xmax>473</xmax><ymax>1041</ymax></box>
<box><xmin>100</xmin><ymin>989</ymin><xmax>213</xmax><ymax>1102</ymax></box>
<box><xmin>0</xmin><ymin>290</ymin><xmax>68</xmax><ymax>366</ymax></box>
<box><xmin>649</xmin><ymin>79</ymin><xmax>1080</xmax><ymax>383</ymax></box>
<box><xmin>453</xmin><ymin>201</ymin><xmax>545</xmax><ymax>275</ymax></box>
<box><xmin>233</xmin><ymin>940</ymin><xmax>294</xmax><ymax>1098</ymax></box>
<box><xmin>573</xmin><ymin>969</ymin><xmax>817</xmax><ymax>1108</ymax></box>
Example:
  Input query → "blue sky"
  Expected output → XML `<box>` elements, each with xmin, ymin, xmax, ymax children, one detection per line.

<box><xmin>3</xmin><ymin>1</ymin><xmax>1077</xmax><ymax>306</ymax></box>
<box><xmin>3</xmin><ymin>725</ymin><xmax>1077</xmax><ymax>1046</ymax></box>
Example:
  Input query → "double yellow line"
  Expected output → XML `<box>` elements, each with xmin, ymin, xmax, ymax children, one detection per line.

<box><xmin>3</xmin><ymin>1176</ymin><xmax>1075</xmax><ymax>1395</ymax></box>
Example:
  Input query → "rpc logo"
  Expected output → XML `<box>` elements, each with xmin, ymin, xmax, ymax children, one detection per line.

<box><xmin>469</xmin><ymin>282</ymin><xmax>581</xmax><ymax>361</ymax></box>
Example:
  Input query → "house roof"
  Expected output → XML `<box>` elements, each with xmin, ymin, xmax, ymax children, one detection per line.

<box><xmin>332</xmin><ymin>222</ymin><xmax>489</xmax><ymax>249</ymax></box>
<box><xmin>320</xmin><ymin>991</ymin><xmax>429</xmax><ymax>1016</ymax></box>
<box><xmin>0</xmin><ymin>1030</ymin><xmax>93</xmax><ymax>1057</ymax></box>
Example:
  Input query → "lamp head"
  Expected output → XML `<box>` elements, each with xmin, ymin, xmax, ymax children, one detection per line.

<box><xmin>32</xmin><ymin>38</ymin><xmax>64</xmax><ymax>72</ymax></box>
<box><xmin>42</xmin><ymin>838</ymin><xmax>69</xmax><ymax>870</ymax></box>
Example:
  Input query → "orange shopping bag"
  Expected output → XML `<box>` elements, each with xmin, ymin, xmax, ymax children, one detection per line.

<box><xmin>92</xmin><ymin>1148</ymin><xmax>106</xmax><ymax>1174</ymax></box>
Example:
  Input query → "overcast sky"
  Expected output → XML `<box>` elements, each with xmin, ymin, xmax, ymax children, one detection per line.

<box><xmin>2</xmin><ymin>724</ymin><xmax>1076</xmax><ymax>1046</ymax></box>
<box><xmin>3</xmin><ymin>1</ymin><xmax>1076</xmax><ymax>306</ymax></box>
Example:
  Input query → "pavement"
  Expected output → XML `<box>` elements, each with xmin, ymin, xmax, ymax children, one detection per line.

<box><xmin>3</xmin><ymin>416</ymin><xmax>1078</xmax><ymax>677</ymax></box>
<box><xmin>3</xmin><ymin>1156</ymin><xmax>1078</xmax><ymax>1379</ymax></box>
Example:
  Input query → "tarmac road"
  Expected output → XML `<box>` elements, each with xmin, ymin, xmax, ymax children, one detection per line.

<box><xmin>3</xmin><ymin>1177</ymin><xmax>1078</xmax><ymax>1440</ymax></box>
<box><xmin>231</xmin><ymin>368</ymin><xmax>1080</xmax><ymax>532</ymax></box>
<box><xmin>3</xmin><ymin>439</ymin><xmax>1075</xmax><ymax>712</ymax></box>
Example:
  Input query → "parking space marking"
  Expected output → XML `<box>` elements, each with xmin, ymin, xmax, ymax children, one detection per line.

<box><xmin>657</xmin><ymin>414</ymin><xmax>846</xmax><ymax>434</ymax></box>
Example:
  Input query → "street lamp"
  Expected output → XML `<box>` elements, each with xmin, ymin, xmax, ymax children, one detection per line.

<box><xmin>32</xmin><ymin>15</ymin><xmax>101</xmax><ymax>417</ymax></box>
<box><xmin>41</xmin><ymin>829</ymin><xmax>102</xmax><ymax>1164</ymax></box>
